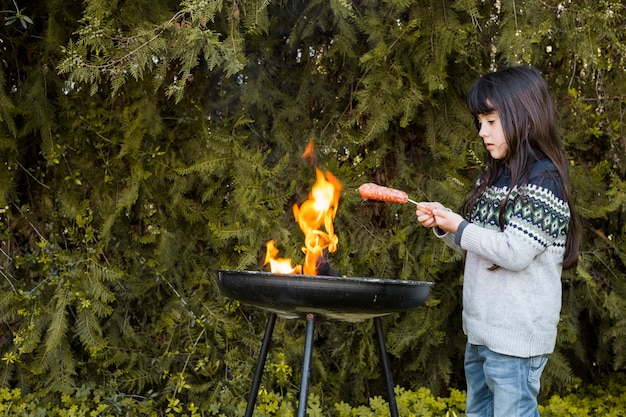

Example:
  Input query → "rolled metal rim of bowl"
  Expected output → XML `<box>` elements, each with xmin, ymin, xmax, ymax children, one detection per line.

<box><xmin>215</xmin><ymin>269</ymin><xmax>433</xmax><ymax>322</ymax></box>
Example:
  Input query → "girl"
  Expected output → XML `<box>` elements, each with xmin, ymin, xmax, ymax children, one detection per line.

<box><xmin>416</xmin><ymin>66</ymin><xmax>580</xmax><ymax>417</ymax></box>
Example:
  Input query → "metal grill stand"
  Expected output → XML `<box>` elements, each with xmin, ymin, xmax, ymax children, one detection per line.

<box><xmin>214</xmin><ymin>270</ymin><xmax>432</xmax><ymax>417</ymax></box>
<box><xmin>243</xmin><ymin>312</ymin><xmax>401</xmax><ymax>417</ymax></box>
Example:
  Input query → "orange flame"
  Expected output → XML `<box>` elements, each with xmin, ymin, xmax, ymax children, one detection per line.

<box><xmin>263</xmin><ymin>240</ymin><xmax>302</xmax><ymax>274</ymax></box>
<box><xmin>294</xmin><ymin>167</ymin><xmax>342</xmax><ymax>274</ymax></box>
<box><xmin>264</xmin><ymin>142</ymin><xmax>342</xmax><ymax>275</ymax></box>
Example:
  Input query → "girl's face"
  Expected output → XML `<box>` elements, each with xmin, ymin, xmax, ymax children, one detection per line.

<box><xmin>477</xmin><ymin>111</ymin><xmax>508</xmax><ymax>160</ymax></box>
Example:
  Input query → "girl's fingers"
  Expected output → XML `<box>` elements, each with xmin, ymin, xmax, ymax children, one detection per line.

<box><xmin>417</xmin><ymin>212</ymin><xmax>437</xmax><ymax>227</ymax></box>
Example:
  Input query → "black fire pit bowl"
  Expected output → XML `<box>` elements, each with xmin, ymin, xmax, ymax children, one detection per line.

<box><xmin>215</xmin><ymin>269</ymin><xmax>433</xmax><ymax>321</ymax></box>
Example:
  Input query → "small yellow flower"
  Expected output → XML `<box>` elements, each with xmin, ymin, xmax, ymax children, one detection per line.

<box><xmin>1</xmin><ymin>352</ymin><xmax>18</xmax><ymax>364</ymax></box>
<box><xmin>166</xmin><ymin>397</ymin><xmax>183</xmax><ymax>413</ymax></box>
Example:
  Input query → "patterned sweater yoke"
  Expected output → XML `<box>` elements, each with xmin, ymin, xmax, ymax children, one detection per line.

<box><xmin>474</xmin><ymin>159</ymin><xmax>569</xmax><ymax>252</ymax></box>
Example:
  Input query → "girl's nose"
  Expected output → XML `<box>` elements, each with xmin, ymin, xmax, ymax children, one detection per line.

<box><xmin>478</xmin><ymin>124</ymin><xmax>487</xmax><ymax>138</ymax></box>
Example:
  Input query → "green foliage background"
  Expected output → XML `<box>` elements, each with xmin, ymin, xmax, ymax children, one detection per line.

<box><xmin>1</xmin><ymin>0</ymin><xmax>626</xmax><ymax>413</ymax></box>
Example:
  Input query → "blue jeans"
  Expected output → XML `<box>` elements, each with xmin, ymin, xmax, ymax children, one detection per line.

<box><xmin>464</xmin><ymin>343</ymin><xmax>548</xmax><ymax>417</ymax></box>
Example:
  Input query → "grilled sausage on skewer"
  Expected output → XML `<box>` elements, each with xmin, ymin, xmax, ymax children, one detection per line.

<box><xmin>359</xmin><ymin>183</ymin><xmax>409</xmax><ymax>204</ymax></box>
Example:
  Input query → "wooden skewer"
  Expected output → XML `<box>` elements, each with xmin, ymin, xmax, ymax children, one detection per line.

<box><xmin>407</xmin><ymin>198</ymin><xmax>420</xmax><ymax>206</ymax></box>
<box><xmin>411</xmin><ymin>200</ymin><xmax>434</xmax><ymax>215</ymax></box>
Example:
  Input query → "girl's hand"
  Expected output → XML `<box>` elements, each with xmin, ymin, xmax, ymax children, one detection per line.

<box><xmin>431</xmin><ymin>208</ymin><xmax>465</xmax><ymax>234</ymax></box>
<box><xmin>416</xmin><ymin>202</ymin><xmax>445</xmax><ymax>228</ymax></box>
<box><xmin>416</xmin><ymin>202</ymin><xmax>465</xmax><ymax>234</ymax></box>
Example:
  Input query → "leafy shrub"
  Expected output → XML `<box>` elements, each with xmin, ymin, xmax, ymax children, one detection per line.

<box><xmin>3</xmin><ymin>376</ymin><xmax>626</xmax><ymax>416</ymax></box>
<box><xmin>539</xmin><ymin>373</ymin><xmax>626</xmax><ymax>417</ymax></box>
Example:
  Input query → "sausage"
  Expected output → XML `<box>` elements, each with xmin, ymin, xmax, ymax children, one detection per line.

<box><xmin>358</xmin><ymin>183</ymin><xmax>408</xmax><ymax>204</ymax></box>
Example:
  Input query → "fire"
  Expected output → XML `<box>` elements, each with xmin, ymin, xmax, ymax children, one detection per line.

<box><xmin>264</xmin><ymin>240</ymin><xmax>302</xmax><ymax>275</ymax></box>
<box><xmin>264</xmin><ymin>143</ymin><xmax>343</xmax><ymax>275</ymax></box>
<box><xmin>293</xmin><ymin>167</ymin><xmax>342</xmax><ymax>274</ymax></box>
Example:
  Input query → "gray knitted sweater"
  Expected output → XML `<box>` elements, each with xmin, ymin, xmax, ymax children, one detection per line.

<box><xmin>437</xmin><ymin>159</ymin><xmax>570</xmax><ymax>358</ymax></box>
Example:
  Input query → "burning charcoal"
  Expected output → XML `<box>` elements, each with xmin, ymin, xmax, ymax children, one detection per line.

<box><xmin>316</xmin><ymin>257</ymin><xmax>340</xmax><ymax>276</ymax></box>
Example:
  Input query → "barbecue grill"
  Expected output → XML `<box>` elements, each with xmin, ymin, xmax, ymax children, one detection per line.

<box><xmin>216</xmin><ymin>269</ymin><xmax>433</xmax><ymax>417</ymax></box>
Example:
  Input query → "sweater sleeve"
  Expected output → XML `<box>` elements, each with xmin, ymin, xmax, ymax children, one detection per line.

<box><xmin>432</xmin><ymin>226</ymin><xmax>465</xmax><ymax>254</ymax></box>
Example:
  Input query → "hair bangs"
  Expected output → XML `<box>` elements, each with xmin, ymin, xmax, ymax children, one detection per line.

<box><xmin>467</xmin><ymin>77</ymin><xmax>496</xmax><ymax>117</ymax></box>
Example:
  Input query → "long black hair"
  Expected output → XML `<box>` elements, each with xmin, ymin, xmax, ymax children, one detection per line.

<box><xmin>461</xmin><ymin>65</ymin><xmax>580</xmax><ymax>268</ymax></box>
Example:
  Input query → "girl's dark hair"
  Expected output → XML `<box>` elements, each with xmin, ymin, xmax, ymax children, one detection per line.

<box><xmin>462</xmin><ymin>65</ymin><xmax>580</xmax><ymax>268</ymax></box>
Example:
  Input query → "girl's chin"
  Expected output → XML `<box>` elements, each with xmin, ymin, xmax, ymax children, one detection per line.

<box><xmin>487</xmin><ymin>147</ymin><xmax>507</xmax><ymax>160</ymax></box>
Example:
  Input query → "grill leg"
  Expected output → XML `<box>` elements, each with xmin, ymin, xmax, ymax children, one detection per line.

<box><xmin>244</xmin><ymin>312</ymin><xmax>277</xmax><ymax>417</ymax></box>
<box><xmin>374</xmin><ymin>316</ymin><xmax>399</xmax><ymax>417</ymax></box>
<box><xmin>297</xmin><ymin>313</ymin><xmax>316</xmax><ymax>417</ymax></box>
